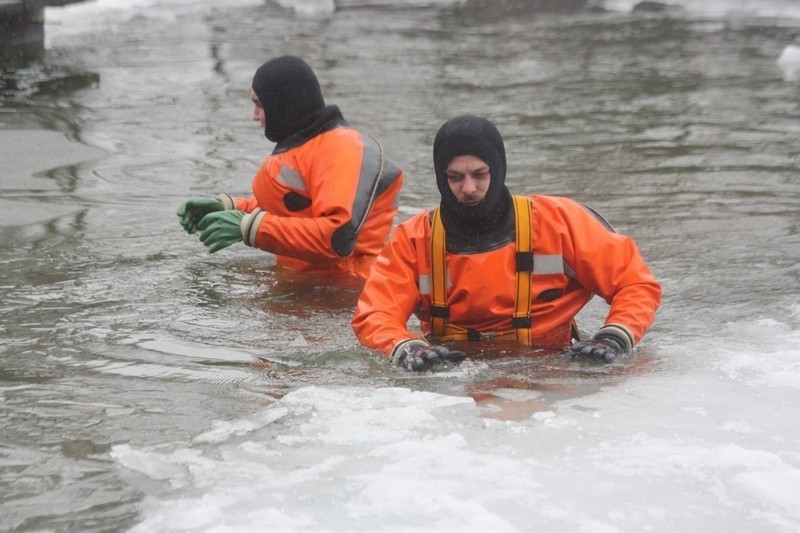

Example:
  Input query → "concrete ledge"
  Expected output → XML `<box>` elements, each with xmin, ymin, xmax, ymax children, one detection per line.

<box><xmin>0</xmin><ymin>0</ymin><xmax>86</xmax><ymax>13</ymax></box>
<box><xmin>1</xmin><ymin>0</ymin><xmax>87</xmax><ymax>44</ymax></box>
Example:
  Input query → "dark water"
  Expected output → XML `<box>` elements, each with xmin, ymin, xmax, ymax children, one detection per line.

<box><xmin>1</xmin><ymin>0</ymin><xmax>800</xmax><ymax>530</ymax></box>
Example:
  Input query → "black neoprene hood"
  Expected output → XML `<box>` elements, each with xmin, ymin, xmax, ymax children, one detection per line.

<box><xmin>251</xmin><ymin>55</ymin><xmax>326</xmax><ymax>144</ymax></box>
<box><xmin>433</xmin><ymin>114</ymin><xmax>511</xmax><ymax>229</ymax></box>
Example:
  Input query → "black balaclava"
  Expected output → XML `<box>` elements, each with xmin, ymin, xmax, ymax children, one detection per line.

<box><xmin>252</xmin><ymin>55</ymin><xmax>330</xmax><ymax>144</ymax></box>
<box><xmin>433</xmin><ymin>115</ymin><xmax>513</xmax><ymax>251</ymax></box>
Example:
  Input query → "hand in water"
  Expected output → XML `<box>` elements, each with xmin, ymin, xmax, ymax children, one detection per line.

<box><xmin>397</xmin><ymin>344</ymin><xmax>466</xmax><ymax>372</ymax></box>
<box><xmin>569</xmin><ymin>334</ymin><xmax>627</xmax><ymax>363</ymax></box>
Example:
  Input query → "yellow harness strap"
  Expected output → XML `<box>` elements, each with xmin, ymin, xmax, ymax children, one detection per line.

<box><xmin>512</xmin><ymin>195</ymin><xmax>533</xmax><ymax>345</ymax></box>
<box><xmin>430</xmin><ymin>206</ymin><xmax>449</xmax><ymax>337</ymax></box>
<box><xmin>429</xmin><ymin>196</ymin><xmax>533</xmax><ymax>344</ymax></box>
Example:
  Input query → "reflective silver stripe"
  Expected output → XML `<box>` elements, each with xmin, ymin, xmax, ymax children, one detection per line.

<box><xmin>533</xmin><ymin>254</ymin><xmax>563</xmax><ymax>275</ymax></box>
<box><xmin>422</xmin><ymin>255</ymin><xmax>568</xmax><ymax>290</ymax></box>
<box><xmin>419</xmin><ymin>271</ymin><xmax>453</xmax><ymax>295</ymax></box>
<box><xmin>351</xmin><ymin>136</ymin><xmax>383</xmax><ymax>236</ymax></box>
<box><xmin>277</xmin><ymin>165</ymin><xmax>307</xmax><ymax>192</ymax></box>
<box><xmin>330</xmin><ymin>134</ymin><xmax>401</xmax><ymax>257</ymax></box>
<box><xmin>419</xmin><ymin>274</ymin><xmax>431</xmax><ymax>295</ymax></box>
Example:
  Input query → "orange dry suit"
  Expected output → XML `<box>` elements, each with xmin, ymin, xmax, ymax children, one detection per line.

<box><xmin>351</xmin><ymin>194</ymin><xmax>662</xmax><ymax>358</ymax></box>
<box><xmin>223</xmin><ymin>124</ymin><xmax>403</xmax><ymax>279</ymax></box>
<box><xmin>220</xmin><ymin>55</ymin><xmax>403</xmax><ymax>279</ymax></box>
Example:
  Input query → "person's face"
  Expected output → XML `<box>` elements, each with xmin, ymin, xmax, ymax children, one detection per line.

<box><xmin>445</xmin><ymin>155</ymin><xmax>491</xmax><ymax>206</ymax></box>
<box><xmin>251</xmin><ymin>89</ymin><xmax>266</xmax><ymax>130</ymax></box>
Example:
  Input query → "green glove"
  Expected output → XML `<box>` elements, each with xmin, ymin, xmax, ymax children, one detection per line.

<box><xmin>198</xmin><ymin>210</ymin><xmax>244</xmax><ymax>253</ymax></box>
<box><xmin>177</xmin><ymin>197</ymin><xmax>225</xmax><ymax>234</ymax></box>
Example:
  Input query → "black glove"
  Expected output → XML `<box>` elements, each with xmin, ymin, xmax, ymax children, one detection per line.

<box><xmin>397</xmin><ymin>344</ymin><xmax>466</xmax><ymax>372</ymax></box>
<box><xmin>569</xmin><ymin>334</ymin><xmax>627</xmax><ymax>363</ymax></box>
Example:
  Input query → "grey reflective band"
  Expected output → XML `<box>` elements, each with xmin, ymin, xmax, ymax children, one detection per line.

<box><xmin>533</xmin><ymin>254</ymin><xmax>564</xmax><ymax>275</ymax></box>
<box><xmin>418</xmin><ymin>274</ymin><xmax>431</xmax><ymax>295</ymax></box>
<box><xmin>277</xmin><ymin>165</ymin><xmax>307</xmax><ymax>192</ymax></box>
<box><xmin>330</xmin><ymin>134</ymin><xmax>402</xmax><ymax>257</ymax></box>
<box><xmin>419</xmin><ymin>256</ymin><xmax>566</xmax><ymax>296</ymax></box>
<box><xmin>419</xmin><ymin>271</ymin><xmax>454</xmax><ymax>295</ymax></box>
<box><xmin>216</xmin><ymin>193</ymin><xmax>236</xmax><ymax>211</ymax></box>
<box><xmin>241</xmin><ymin>208</ymin><xmax>265</xmax><ymax>248</ymax></box>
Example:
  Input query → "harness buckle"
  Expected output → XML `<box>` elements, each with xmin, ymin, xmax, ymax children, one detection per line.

<box><xmin>455</xmin><ymin>329</ymin><xmax>518</xmax><ymax>342</ymax></box>
<box><xmin>467</xmin><ymin>329</ymin><xmax>480</xmax><ymax>341</ymax></box>
<box><xmin>467</xmin><ymin>329</ymin><xmax>498</xmax><ymax>341</ymax></box>
<box><xmin>480</xmin><ymin>331</ymin><xmax>498</xmax><ymax>341</ymax></box>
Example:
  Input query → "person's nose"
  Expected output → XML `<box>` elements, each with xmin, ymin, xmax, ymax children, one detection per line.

<box><xmin>462</xmin><ymin>176</ymin><xmax>478</xmax><ymax>195</ymax></box>
<box><xmin>253</xmin><ymin>106</ymin><xmax>261</xmax><ymax>122</ymax></box>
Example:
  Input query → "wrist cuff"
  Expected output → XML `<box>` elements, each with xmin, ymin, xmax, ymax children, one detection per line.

<box><xmin>240</xmin><ymin>209</ymin><xmax>266</xmax><ymax>248</ymax></box>
<box><xmin>216</xmin><ymin>193</ymin><xmax>236</xmax><ymax>211</ymax></box>
<box><xmin>389</xmin><ymin>339</ymin><xmax>429</xmax><ymax>365</ymax></box>
<box><xmin>593</xmin><ymin>324</ymin><xmax>634</xmax><ymax>354</ymax></box>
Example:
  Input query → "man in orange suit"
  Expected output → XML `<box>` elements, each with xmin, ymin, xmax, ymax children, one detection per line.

<box><xmin>177</xmin><ymin>55</ymin><xmax>403</xmax><ymax>279</ymax></box>
<box><xmin>352</xmin><ymin>115</ymin><xmax>661</xmax><ymax>371</ymax></box>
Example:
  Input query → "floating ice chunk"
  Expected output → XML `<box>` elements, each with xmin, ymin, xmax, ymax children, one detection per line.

<box><xmin>275</xmin><ymin>0</ymin><xmax>335</xmax><ymax>15</ymax></box>
<box><xmin>111</xmin><ymin>444</ymin><xmax>198</xmax><ymax>488</ymax></box>
<box><xmin>274</xmin><ymin>386</ymin><xmax>476</xmax><ymax>446</ymax></box>
<box><xmin>193</xmin><ymin>407</ymin><xmax>289</xmax><ymax>443</ymax></box>
<box><xmin>777</xmin><ymin>44</ymin><xmax>800</xmax><ymax>82</ymax></box>
<box><xmin>734</xmin><ymin>469</ymin><xmax>800</xmax><ymax>514</ymax></box>
<box><xmin>492</xmin><ymin>388</ymin><xmax>542</xmax><ymax>402</ymax></box>
<box><xmin>288</xmin><ymin>334</ymin><xmax>309</xmax><ymax>348</ymax></box>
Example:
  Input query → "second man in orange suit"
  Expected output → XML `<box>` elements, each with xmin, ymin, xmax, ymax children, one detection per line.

<box><xmin>177</xmin><ymin>55</ymin><xmax>404</xmax><ymax>279</ymax></box>
<box><xmin>352</xmin><ymin>115</ymin><xmax>661</xmax><ymax>371</ymax></box>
